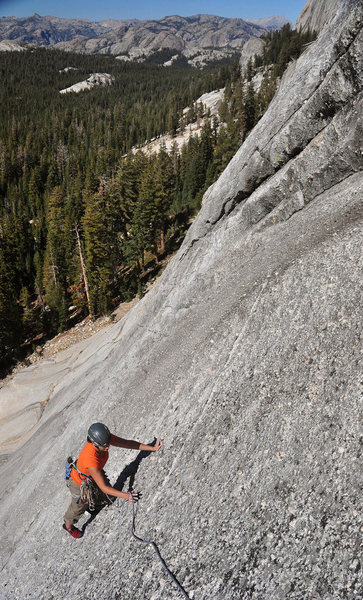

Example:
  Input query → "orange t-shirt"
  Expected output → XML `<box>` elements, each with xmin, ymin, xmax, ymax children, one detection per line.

<box><xmin>71</xmin><ymin>441</ymin><xmax>110</xmax><ymax>485</ymax></box>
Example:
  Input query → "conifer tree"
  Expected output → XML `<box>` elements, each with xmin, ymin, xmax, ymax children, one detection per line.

<box><xmin>0</xmin><ymin>255</ymin><xmax>22</xmax><ymax>370</ymax></box>
<box><xmin>154</xmin><ymin>146</ymin><xmax>175</xmax><ymax>252</ymax></box>
<box><xmin>244</xmin><ymin>82</ymin><xmax>257</xmax><ymax>133</ymax></box>
<box><xmin>43</xmin><ymin>185</ymin><xmax>68</xmax><ymax>331</ymax></box>
<box><xmin>82</xmin><ymin>184</ymin><xmax>121</xmax><ymax>314</ymax></box>
<box><xmin>110</xmin><ymin>153</ymin><xmax>140</xmax><ymax>239</ymax></box>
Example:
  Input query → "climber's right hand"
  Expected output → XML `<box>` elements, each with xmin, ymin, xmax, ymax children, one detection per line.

<box><xmin>127</xmin><ymin>490</ymin><xmax>140</xmax><ymax>504</ymax></box>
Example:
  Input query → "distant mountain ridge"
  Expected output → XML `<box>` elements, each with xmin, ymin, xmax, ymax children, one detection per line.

<box><xmin>0</xmin><ymin>13</ymin><xmax>288</xmax><ymax>60</ymax></box>
<box><xmin>246</xmin><ymin>15</ymin><xmax>291</xmax><ymax>29</ymax></box>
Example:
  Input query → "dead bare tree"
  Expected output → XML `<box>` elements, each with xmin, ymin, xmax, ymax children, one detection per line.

<box><xmin>75</xmin><ymin>224</ymin><xmax>93</xmax><ymax>320</ymax></box>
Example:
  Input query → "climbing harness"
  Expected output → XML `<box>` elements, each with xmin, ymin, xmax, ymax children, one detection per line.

<box><xmin>64</xmin><ymin>456</ymin><xmax>109</xmax><ymax>511</ymax></box>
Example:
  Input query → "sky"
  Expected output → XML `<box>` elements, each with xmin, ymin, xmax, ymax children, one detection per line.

<box><xmin>0</xmin><ymin>0</ymin><xmax>306</xmax><ymax>25</ymax></box>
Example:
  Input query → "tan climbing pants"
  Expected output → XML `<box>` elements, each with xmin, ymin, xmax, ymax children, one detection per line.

<box><xmin>63</xmin><ymin>478</ymin><xmax>87</xmax><ymax>525</ymax></box>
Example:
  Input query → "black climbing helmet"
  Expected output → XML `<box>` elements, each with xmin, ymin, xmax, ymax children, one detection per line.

<box><xmin>87</xmin><ymin>423</ymin><xmax>111</xmax><ymax>447</ymax></box>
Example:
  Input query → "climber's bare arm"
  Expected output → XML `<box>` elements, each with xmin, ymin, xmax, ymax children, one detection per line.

<box><xmin>88</xmin><ymin>467</ymin><xmax>139</xmax><ymax>502</ymax></box>
<box><xmin>110</xmin><ymin>436</ymin><xmax>163</xmax><ymax>452</ymax></box>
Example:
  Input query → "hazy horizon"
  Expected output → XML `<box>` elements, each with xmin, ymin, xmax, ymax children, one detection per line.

<box><xmin>0</xmin><ymin>0</ymin><xmax>305</xmax><ymax>25</ymax></box>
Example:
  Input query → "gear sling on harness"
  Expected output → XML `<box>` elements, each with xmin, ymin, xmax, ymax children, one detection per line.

<box><xmin>64</xmin><ymin>456</ymin><xmax>103</xmax><ymax>511</ymax></box>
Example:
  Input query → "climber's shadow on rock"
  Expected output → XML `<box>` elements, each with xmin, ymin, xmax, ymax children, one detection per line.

<box><xmin>81</xmin><ymin>439</ymin><xmax>157</xmax><ymax>534</ymax></box>
<box><xmin>113</xmin><ymin>439</ymin><xmax>157</xmax><ymax>493</ymax></box>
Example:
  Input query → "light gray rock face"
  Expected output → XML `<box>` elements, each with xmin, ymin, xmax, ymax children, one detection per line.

<box><xmin>239</xmin><ymin>37</ymin><xmax>266</xmax><ymax>74</ymax></box>
<box><xmin>59</xmin><ymin>72</ymin><xmax>114</xmax><ymax>94</ymax></box>
<box><xmin>0</xmin><ymin>1</ymin><xmax>362</xmax><ymax>599</ymax></box>
<box><xmin>0</xmin><ymin>39</ymin><xmax>24</xmax><ymax>51</ymax></box>
<box><xmin>295</xmin><ymin>0</ymin><xmax>341</xmax><ymax>33</ymax></box>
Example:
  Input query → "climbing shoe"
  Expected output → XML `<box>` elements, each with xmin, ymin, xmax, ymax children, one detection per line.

<box><xmin>63</xmin><ymin>523</ymin><xmax>83</xmax><ymax>538</ymax></box>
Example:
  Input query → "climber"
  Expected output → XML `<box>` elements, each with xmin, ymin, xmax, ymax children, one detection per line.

<box><xmin>63</xmin><ymin>422</ymin><xmax>163</xmax><ymax>538</ymax></box>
